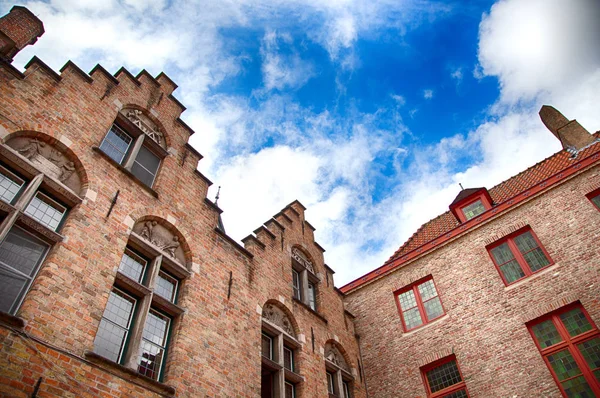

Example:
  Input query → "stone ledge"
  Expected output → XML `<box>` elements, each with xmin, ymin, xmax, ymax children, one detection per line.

<box><xmin>292</xmin><ymin>297</ymin><xmax>328</xmax><ymax>324</ymax></box>
<box><xmin>0</xmin><ymin>311</ymin><xmax>25</xmax><ymax>330</ymax></box>
<box><xmin>84</xmin><ymin>351</ymin><xmax>176</xmax><ymax>397</ymax></box>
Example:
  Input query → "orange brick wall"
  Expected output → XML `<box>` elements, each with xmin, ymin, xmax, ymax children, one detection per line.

<box><xmin>345</xmin><ymin>164</ymin><xmax>600</xmax><ymax>397</ymax></box>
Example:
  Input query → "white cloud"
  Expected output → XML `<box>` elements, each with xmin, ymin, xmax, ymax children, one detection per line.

<box><xmin>423</xmin><ymin>89</ymin><xmax>434</xmax><ymax>99</ymax></box>
<box><xmin>450</xmin><ymin>67</ymin><xmax>462</xmax><ymax>81</ymax></box>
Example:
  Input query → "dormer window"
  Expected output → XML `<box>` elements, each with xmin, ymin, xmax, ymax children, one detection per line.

<box><xmin>449</xmin><ymin>187</ymin><xmax>493</xmax><ymax>223</ymax></box>
<box><xmin>291</xmin><ymin>247</ymin><xmax>319</xmax><ymax>312</ymax></box>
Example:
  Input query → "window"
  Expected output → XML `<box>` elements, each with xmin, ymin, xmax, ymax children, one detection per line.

<box><xmin>586</xmin><ymin>189</ymin><xmax>600</xmax><ymax>210</ymax></box>
<box><xmin>325</xmin><ymin>342</ymin><xmax>354</xmax><ymax>397</ymax></box>
<box><xmin>97</xmin><ymin>110</ymin><xmax>168</xmax><ymax>189</ymax></box>
<box><xmin>421</xmin><ymin>355</ymin><xmax>469</xmax><ymax>397</ymax></box>
<box><xmin>261</xmin><ymin>303</ymin><xmax>302</xmax><ymax>398</ymax></box>
<box><xmin>0</xmin><ymin>160</ymin><xmax>72</xmax><ymax>316</ymax></box>
<box><xmin>395</xmin><ymin>277</ymin><xmax>444</xmax><ymax>332</ymax></box>
<box><xmin>291</xmin><ymin>247</ymin><xmax>319</xmax><ymax>312</ymax></box>
<box><xmin>487</xmin><ymin>227</ymin><xmax>552</xmax><ymax>285</ymax></box>
<box><xmin>528</xmin><ymin>303</ymin><xmax>600</xmax><ymax>397</ymax></box>
<box><xmin>461</xmin><ymin>199</ymin><xmax>485</xmax><ymax>220</ymax></box>
<box><xmin>93</xmin><ymin>238</ymin><xmax>187</xmax><ymax>382</ymax></box>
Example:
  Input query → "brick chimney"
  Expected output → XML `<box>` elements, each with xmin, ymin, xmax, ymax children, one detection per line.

<box><xmin>0</xmin><ymin>6</ymin><xmax>44</xmax><ymax>62</ymax></box>
<box><xmin>539</xmin><ymin>105</ymin><xmax>596</xmax><ymax>151</ymax></box>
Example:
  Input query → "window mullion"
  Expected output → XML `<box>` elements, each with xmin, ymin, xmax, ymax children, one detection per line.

<box><xmin>300</xmin><ymin>269</ymin><xmax>309</xmax><ymax>305</ymax></box>
<box><xmin>508</xmin><ymin>238</ymin><xmax>531</xmax><ymax>276</ymax></box>
<box><xmin>122</xmin><ymin>292</ymin><xmax>152</xmax><ymax>370</ymax></box>
<box><xmin>13</xmin><ymin>173</ymin><xmax>43</xmax><ymax>211</ymax></box>
<box><xmin>123</xmin><ymin>134</ymin><xmax>145</xmax><ymax>171</ymax></box>
<box><xmin>414</xmin><ymin>285</ymin><xmax>427</xmax><ymax>322</ymax></box>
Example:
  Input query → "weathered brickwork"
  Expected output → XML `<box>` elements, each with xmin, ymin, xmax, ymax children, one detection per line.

<box><xmin>345</xmin><ymin>164</ymin><xmax>600</xmax><ymax>397</ymax></box>
<box><xmin>0</xmin><ymin>7</ymin><xmax>365</xmax><ymax>397</ymax></box>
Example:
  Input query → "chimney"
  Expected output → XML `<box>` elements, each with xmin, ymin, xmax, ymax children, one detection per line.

<box><xmin>539</xmin><ymin>105</ymin><xmax>596</xmax><ymax>151</ymax></box>
<box><xmin>0</xmin><ymin>6</ymin><xmax>44</xmax><ymax>62</ymax></box>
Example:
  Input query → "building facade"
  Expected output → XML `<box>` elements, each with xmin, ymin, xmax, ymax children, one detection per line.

<box><xmin>342</xmin><ymin>109</ymin><xmax>600</xmax><ymax>396</ymax></box>
<box><xmin>0</xmin><ymin>7</ymin><xmax>365</xmax><ymax>398</ymax></box>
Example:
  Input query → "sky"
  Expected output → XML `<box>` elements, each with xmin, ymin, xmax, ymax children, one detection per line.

<box><xmin>3</xmin><ymin>0</ymin><xmax>600</xmax><ymax>287</ymax></box>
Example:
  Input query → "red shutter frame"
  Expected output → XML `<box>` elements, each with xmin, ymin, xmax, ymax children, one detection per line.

<box><xmin>420</xmin><ymin>355</ymin><xmax>470</xmax><ymax>398</ymax></box>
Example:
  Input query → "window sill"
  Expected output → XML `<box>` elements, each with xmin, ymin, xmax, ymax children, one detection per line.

<box><xmin>401</xmin><ymin>314</ymin><xmax>449</xmax><ymax>337</ymax></box>
<box><xmin>84</xmin><ymin>351</ymin><xmax>176</xmax><ymax>396</ymax></box>
<box><xmin>292</xmin><ymin>297</ymin><xmax>328</xmax><ymax>324</ymax></box>
<box><xmin>285</xmin><ymin>368</ymin><xmax>304</xmax><ymax>383</ymax></box>
<box><xmin>504</xmin><ymin>264</ymin><xmax>559</xmax><ymax>291</ymax></box>
<box><xmin>92</xmin><ymin>147</ymin><xmax>159</xmax><ymax>198</ymax></box>
<box><xmin>261</xmin><ymin>355</ymin><xmax>282</xmax><ymax>372</ymax></box>
<box><xmin>0</xmin><ymin>311</ymin><xmax>25</xmax><ymax>330</ymax></box>
<box><xmin>17</xmin><ymin>212</ymin><xmax>64</xmax><ymax>243</ymax></box>
<box><xmin>152</xmin><ymin>293</ymin><xmax>185</xmax><ymax>316</ymax></box>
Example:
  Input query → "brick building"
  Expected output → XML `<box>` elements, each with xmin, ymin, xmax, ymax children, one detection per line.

<box><xmin>1</xmin><ymin>5</ymin><xmax>599</xmax><ymax>398</ymax></box>
<box><xmin>0</xmin><ymin>6</ymin><xmax>366</xmax><ymax>398</ymax></box>
<box><xmin>341</xmin><ymin>107</ymin><xmax>600</xmax><ymax>394</ymax></box>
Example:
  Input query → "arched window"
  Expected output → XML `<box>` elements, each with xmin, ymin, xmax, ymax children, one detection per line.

<box><xmin>291</xmin><ymin>247</ymin><xmax>319</xmax><ymax>311</ymax></box>
<box><xmin>324</xmin><ymin>341</ymin><xmax>354</xmax><ymax>398</ymax></box>
<box><xmin>96</xmin><ymin>107</ymin><xmax>168</xmax><ymax>188</ymax></box>
<box><xmin>0</xmin><ymin>132</ymin><xmax>86</xmax><ymax>315</ymax></box>
<box><xmin>92</xmin><ymin>217</ymin><xmax>190</xmax><ymax>381</ymax></box>
<box><xmin>261</xmin><ymin>301</ymin><xmax>303</xmax><ymax>398</ymax></box>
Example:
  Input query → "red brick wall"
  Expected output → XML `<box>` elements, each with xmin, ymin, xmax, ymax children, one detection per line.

<box><xmin>0</xmin><ymin>6</ymin><xmax>44</xmax><ymax>55</ymax></box>
<box><xmin>0</xmin><ymin>54</ymin><xmax>364</xmax><ymax>397</ymax></box>
<box><xmin>345</xmin><ymin>165</ymin><xmax>600</xmax><ymax>397</ymax></box>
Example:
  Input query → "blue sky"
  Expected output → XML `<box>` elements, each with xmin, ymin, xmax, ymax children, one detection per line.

<box><xmin>3</xmin><ymin>0</ymin><xmax>599</xmax><ymax>286</ymax></box>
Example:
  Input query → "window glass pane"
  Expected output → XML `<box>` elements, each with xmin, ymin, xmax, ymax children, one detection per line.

<box><xmin>131</xmin><ymin>146</ymin><xmax>160</xmax><ymax>187</ymax></box>
<box><xmin>499</xmin><ymin>260</ymin><xmax>525</xmax><ymax>284</ymax></box>
<box><xmin>426</xmin><ymin>359</ymin><xmax>463</xmax><ymax>393</ymax></box>
<box><xmin>118</xmin><ymin>250</ymin><xmax>146</xmax><ymax>283</ymax></box>
<box><xmin>24</xmin><ymin>193</ymin><xmax>66</xmax><ymax>231</ymax></box>
<box><xmin>343</xmin><ymin>381</ymin><xmax>351</xmax><ymax>398</ymax></box>
<box><xmin>577</xmin><ymin>338</ymin><xmax>600</xmax><ymax>381</ymax></box>
<box><xmin>560</xmin><ymin>375</ymin><xmax>594</xmax><ymax>398</ymax></box>
<box><xmin>138</xmin><ymin>339</ymin><xmax>165</xmax><ymax>380</ymax></box>
<box><xmin>0</xmin><ymin>168</ymin><xmax>23</xmax><ymax>204</ymax></box>
<box><xmin>142</xmin><ymin>310</ymin><xmax>169</xmax><ymax>346</ymax></box>
<box><xmin>403</xmin><ymin>307</ymin><xmax>423</xmax><ymax>330</ymax></box>
<box><xmin>417</xmin><ymin>279</ymin><xmax>438</xmax><ymax>301</ymax></box>
<box><xmin>531</xmin><ymin>319</ymin><xmax>562</xmax><ymax>349</ymax></box>
<box><xmin>292</xmin><ymin>269</ymin><xmax>300</xmax><ymax>300</ymax></box>
<box><xmin>0</xmin><ymin>227</ymin><xmax>49</xmax><ymax>314</ymax></box>
<box><xmin>284</xmin><ymin>347</ymin><xmax>293</xmax><ymax>371</ymax></box>
<box><xmin>547</xmin><ymin>349</ymin><xmax>583</xmax><ymax>381</ymax></box>
<box><xmin>308</xmin><ymin>282</ymin><xmax>316</xmax><ymax>310</ymax></box>
<box><xmin>285</xmin><ymin>382</ymin><xmax>295</xmax><ymax>398</ymax></box>
<box><xmin>514</xmin><ymin>231</ymin><xmax>550</xmax><ymax>272</ymax></box>
<box><xmin>560</xmin><ymin>308</ymin><xmax>593</xmax><ymax>337</ymax></box>
<box><xmin>423</xmin><ymin>296</ymin><xmax>444</xmax><ymax>321</ymax></box>
<box><xmin>138</xmin><ymin>310</ymin><xmax>170</xmax><ymax>380</ymax></box>
<box><xmin>261</xmin><ymin>333</ymin><xmax>272</xmax><ymax>359</ymax></box>
<box><xmin>592</xmin><ymin>195</ymin><xmax>600</xmax><ymax>209</ymax></box>
<box><xmin>398</xmin><ymin>289</ymin><xmax>418</xmax><ymax>310</ymax></box>
<box><xmin>462</xmin><ymin>199</ymin><xmax>485</xmax><ymax>220</ymax></box>
<box><xmin>327</xmin><ymin>372</ymin><xmax>335</xmax><ymax>393</ymax></box>
<box><xmin>490</xmin><ymin>242</ymin><xmax>516</xmax><ymax>265</ymax></box>
<box><xmin>93</xmin><ymin>290</ymin><xmax>135</xmax><ymax>363</ymax></box>
<box><xmin>100</xmin><ymin>125</ymin><xmax>132</xmax><ymax>164</ymax></box>
<box><xmin>155</xmin><ymin>271</ymin><xmax>177</xmax><ymax>302</ymax></box>
<box><xmin>442</xmin><ymin>390</ymin><xmax>468</xmax><ymax>398</ymax></box>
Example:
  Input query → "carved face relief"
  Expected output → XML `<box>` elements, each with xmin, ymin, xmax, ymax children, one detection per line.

<box><xmin>324</xmin><ymin>343</ymin><xmax>349</xmax><ymax>371</ymax></box>
<box><xmin>262</xmin><ymin>303</ymin><xmax>295</xmax><ymax>337</ymax></box>
<box><xmin>121</xmin><ymin>109</ymin><xmax>165</xmax><ymax>148</ymax></box>
<box><xmin>133</xmin><ymin>220</ymin><xmax>185</xmax><ymax>264</ymax></box>
<box><xmin>292</xmin><ymin>247</ymin><xmax>315</xmax><ymax>274</ymax></box>
<box><xmin>6</xmin><ymin>136</ymin><xmax>82</xmax><ymax>194</ymax></box>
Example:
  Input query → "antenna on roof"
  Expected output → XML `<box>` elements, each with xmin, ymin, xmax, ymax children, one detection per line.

<box><xmin>459</xmin><ymin>183</ymin><xmax>464</xmax><ymax>190</ymax></box>
<box><xmin>215</xmin><ymin>186</ymin><xmax>221</xmax><ymax>205</ymax></box>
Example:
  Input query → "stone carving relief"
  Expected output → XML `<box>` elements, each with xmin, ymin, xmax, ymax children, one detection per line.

<box><xmin>133</xmin><ymin>220</ymin><xmax>185</xmax><ymax>264</ymax></box>
<box><xmin>324</xmin><ymin>343</ymin><xmax>349</xmax><ymax>372</ymax></box>
<box><xmin>262</xmin><ymin>303</ymin><xmax>295</xmax><ymax>336</ymax></box>
<box><xmin>6</xmin><ymin>136</ymin><xmax>82</xmax><ymax>194</ymax></box>
<box><xmin>122</xmin><ymin>109</ymin><xmax>165</xmax><ymax>148</ymax></box>
<box><xmin>292</xmin><ymin>247</ymin><xmax>315</xmax><ymax>274</ymax></box>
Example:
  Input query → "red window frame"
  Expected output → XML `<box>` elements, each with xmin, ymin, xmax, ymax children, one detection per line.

<box><xmin>420</xmin><ymin>355</ymin><xmax>470</xmax><ymax>397</ymax></box>
<box><xmin>486</xmin><ymin>227</ymin><xmax>553</xmax><ymax>286</ymax></box>
<box><xmin>527</xmin><ymin>303</ymin><xmax>600</xmax><ymax>397</ymax></box>
<box><xmin>586</xmin><ymin>188</ymin><xmax>600</xmax><ymax>210</ymax></box>
<box><xmin>394</xmin><ymin>276</ymin><xmax>445</xmax><ymax>332</ymax></box>
<box><xmin>450</xmin><ymin>190</ymin><xmax>493</xmax><ymax>223</ymax></box>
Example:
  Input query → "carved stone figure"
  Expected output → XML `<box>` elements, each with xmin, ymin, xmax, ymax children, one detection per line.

<box><xmin>324</xmin><ymin>343</ymin><xmax>349</xmax><ymax>371</ymax></box>
<box><xmin>292</xmin><ymin>248</ymin><xmax>315</xmax><ymax>274</ymax></box>
<box><xmin>58</xmin><ymin>161</ymin><xmax>75</xmax><ymax>182</ymax></box>
<box><xmin>141</xmin><ymin>220</ymin><xmax>157</xmax><ymax>243</ymax></box>
<box><xmin>262</xmin><ymin>303</ymin><xmax>295</xmax><ymax>336</ymax></box>
<box><xmin>161</xmin><ymin>236</ymin><xmax>180</xmax><ymax>257</ymax></box>
<box><xmin>17</xmin><ymin>139</ymin><xmax>46</xmax><ymax>160</ymax></box>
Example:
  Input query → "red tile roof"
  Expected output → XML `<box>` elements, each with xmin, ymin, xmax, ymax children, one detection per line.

<box><xmin>342</xmin><ymin>134</ymin><xmax>600</xmax><ymax>293</ymax></box>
